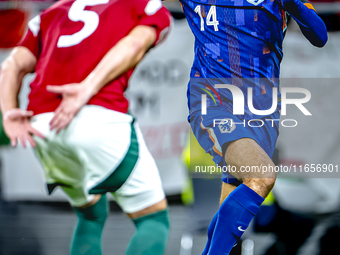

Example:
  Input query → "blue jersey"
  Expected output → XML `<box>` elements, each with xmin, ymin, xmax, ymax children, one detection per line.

<box><xmin>182</xmin><ymin>0</ymin><xmax>327</xmax><ymax>119</ymax></box>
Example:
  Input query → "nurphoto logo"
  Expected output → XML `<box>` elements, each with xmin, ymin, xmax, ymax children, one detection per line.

<box><xmin>200</xmin><ymin>84</ymin><xmax>312</xmax><ymax>128</ymax></box>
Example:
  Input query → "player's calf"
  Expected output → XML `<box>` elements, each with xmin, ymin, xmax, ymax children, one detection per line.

<box><xmin>125</xmin><ymin>199</ymin><xmax>170</xmax><ymax>255</ymax></box>
<box><xmin>71</xmin><ymin>195</ymin><xmax>108</xmax><ymax>255</ymax></box>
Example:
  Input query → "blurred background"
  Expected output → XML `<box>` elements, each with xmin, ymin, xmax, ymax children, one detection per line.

<box><xmin>0</xmin><ymin>0</ymin><xmax>340</xmax><ymax>254</ymax></box>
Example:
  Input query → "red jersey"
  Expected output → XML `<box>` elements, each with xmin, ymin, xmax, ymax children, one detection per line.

<box><xmin>20</xmin><ymin>0</ymin><xmax>171</xmax><ymax>115</ymax></box>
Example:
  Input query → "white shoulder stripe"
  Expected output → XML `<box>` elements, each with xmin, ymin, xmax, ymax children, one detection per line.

<box><xmin>145</xmin><ymin>0</ymin><xmax>162</xmax><ymax>16</ymax></box>
<box><xmin>28</xmin><ymin>15</ymin><xmax>41</xmax><ymax>37</ymax></box>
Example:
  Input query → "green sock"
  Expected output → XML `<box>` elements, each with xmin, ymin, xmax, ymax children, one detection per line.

<box><xmin>71</xmin><ymin>195</ymin><xmax>108</xmax><ymax>255</ymax></box>
<box><xmin>126</xmin><ymin>209</ymin><xmax>170</xmax><ymax>255</ymax></box>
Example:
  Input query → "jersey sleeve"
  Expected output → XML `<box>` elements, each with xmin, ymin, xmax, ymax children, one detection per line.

<box><xmin>19</xmin><ymin>15</ymin><xmax>41</xmax><ymax>59</ymax></box>
<box><xmin>136</xmin><ymin>0</ymin><xmax>172</xmax><ymax>46</ymax></box>
<box><xmin>299</xmin><ymin>0</ymin><xmax>317</xmax><ymax>12</ymax></box>
<box><xmin>284</xmin><ymin>0</ymin><xmax>328</xmax><ymax>47</ymax></box>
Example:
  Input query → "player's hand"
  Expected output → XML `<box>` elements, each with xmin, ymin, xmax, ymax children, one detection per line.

<box><xmin>47</xmin><ymin>83</ymin><xmax>93</xmax><ymax>133</ymax></box>
<box><xmin>2</xmin><ymin>108</ymin><xmax>45</xmax><ymax>148</ymax></box>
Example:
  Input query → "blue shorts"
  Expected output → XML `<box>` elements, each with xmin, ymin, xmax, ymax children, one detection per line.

<box><xmin>190</xmin><ymin>108</ymin><xmax>280</xmax><ymax>184</ymax></box>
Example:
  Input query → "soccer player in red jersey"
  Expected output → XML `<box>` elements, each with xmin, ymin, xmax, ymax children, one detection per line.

<box><xmin>0</xmin><ymin>0</ymin><xmax>171</xmax><ymax>254</ymax></box>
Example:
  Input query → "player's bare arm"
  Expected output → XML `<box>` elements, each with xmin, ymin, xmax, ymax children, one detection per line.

<box><xmin>0</xmin><ymin>47</ymin><xmax>44</xmax><ymax>147</ymax></box>
<box><xmin>47</xmin><ymin>25</ymin><xmax>157</xmax><ymax>133</ymax></box>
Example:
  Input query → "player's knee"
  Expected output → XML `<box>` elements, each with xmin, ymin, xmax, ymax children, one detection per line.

<box><xmin>136</xmin><ymin>209</ymin><xmax>170</xmax><ymax>236</ymax></box>
<box><xmin>74</xmin><ymin>195</ymin><xmax>108</xmax><ymax>222</ymax></box>
<box><xmin>260</xmin><ymin>167</ymin><xmax>278</xmax><ymax>180</ymax></box>
<box><xmin>243</xmin><ymin>177</ymin><xmax>276</xmax><ymax>198</ymax></box>
<box><xmin>260</xmin><ymin>164</ymin><xmax>277</xmax><ymax>191</ymax></box>
<box><xmin>260</xmin><ymin>177</ymin><xmax>276</xmax><ymax>192</ymax></box>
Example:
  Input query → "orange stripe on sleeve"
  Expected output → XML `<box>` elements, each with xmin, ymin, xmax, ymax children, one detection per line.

<box><xmin>304</xmin><ymin>3</ymin><xmax>316</xmax><ymax>11</ymax></box>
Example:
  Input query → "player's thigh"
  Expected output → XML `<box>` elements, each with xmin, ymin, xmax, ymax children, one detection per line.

<box><xmin>225</xmin><ymin>138</ymin><xmax>277</xmax><ymax>180</ymax></box>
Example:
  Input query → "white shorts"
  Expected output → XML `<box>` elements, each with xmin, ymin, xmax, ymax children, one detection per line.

<box><xmin>31</xmin><ymin>105</ymin><xmax>165</xmax><ymax>213</ymax></box>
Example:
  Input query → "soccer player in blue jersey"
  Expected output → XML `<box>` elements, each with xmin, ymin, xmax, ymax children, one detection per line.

<box><xmin>178</xmin><ymin>0</ymin><xmax>328</xmax><ymax>254</ymax></box>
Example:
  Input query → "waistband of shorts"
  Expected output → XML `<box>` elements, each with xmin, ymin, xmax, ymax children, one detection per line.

<box><xmin>32</xmin><ymin>105</ymin><xmax>134</xmax><ymax>124</ymax></box>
